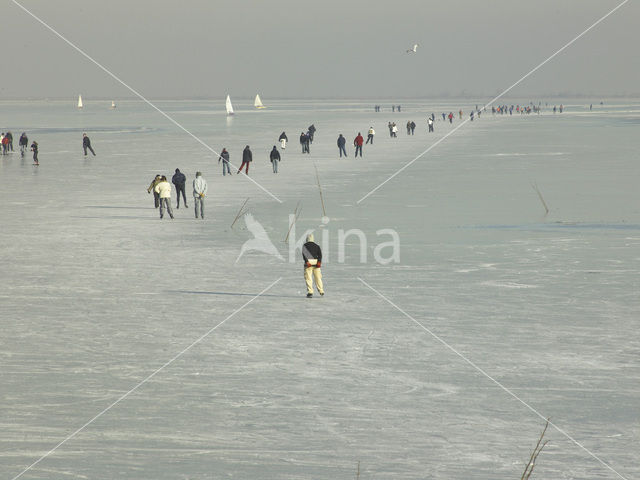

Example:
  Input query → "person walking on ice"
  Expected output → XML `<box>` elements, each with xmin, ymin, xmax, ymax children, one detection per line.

<box><xmin>303</xmin><ymin>233</ymin><xmax>324</xmax><ymax>298</ymax></box>
<box><xmin>353</xmin><ymin>132</ymin><xmax>364</xmax><ymax>157</ymax></box>
<box><xmin>279</xmin><ymin>131</ymin><xmax>288</xmax><ymax>149</ymax></box>
<box><xmin>31</xmin><ymin>141</ymin><xmax>39</xmax><ymax>165</ymax></box>
<box><xmin>337</xmin><ymin>134</ymin><xmax>347</xmax><ymax>157</ymax></box>
<box><xmin>219</xmin><ymin>148</ymin><xmax>231</xmax><ymax>176</ymax></box>
<box><xmin>270</xmin><ymin>145</ymin><xmax>281</xmax><ymax>173</ymax></box>
<box><xmin>237</xmin><ymin>145</ymin><xmax>252</xmax><ymax>175</ymax></box>
<box><xmin>366</xmin><ymin>126</ymin><xmax>375</xmax><ymax>144</ymax></box>
<box><xmin>82</xmin><ymin>133</ymin><xmax>96</xmax><ymax>156</ymax></box>
<box><xmin>154</xmin><ymin>176</ymin><xmax>174</xmax><ymax>219</ymax></box>
<box><xmin>193</xmin><ymin>171</ymin><xmax>207</xmax><ymax>219</ymax></box>
<box><xmin>172</xmin><ymin>168</ymin><xmax>188</xmax><ymax>208</ymax></box>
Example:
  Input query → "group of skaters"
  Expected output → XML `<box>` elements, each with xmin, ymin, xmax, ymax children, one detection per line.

<box><xmin>146</xmin><ymin>169</ymin><xmax>208</xmax><ymax>219</ymax></box>
<box><xmin>1</xmin><ymin>131</ymin><xmax>39</xmax><ymax>164</ymax></box>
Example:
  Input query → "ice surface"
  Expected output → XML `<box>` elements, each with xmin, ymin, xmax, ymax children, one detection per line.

<box><xmin>1</xmin><ymin>99</ymin><xmax>639</xmax><ymax>479</ymax></box>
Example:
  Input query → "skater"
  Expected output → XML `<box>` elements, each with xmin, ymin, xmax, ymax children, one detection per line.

<box><xmin>391</xmin><ymin>123</ymin><xmax>398</xmax><ymax>137</ymax></box>
<box><xmin>19</xmin><ymin>133</ymin><xmax>28</xmax><ymax>155</ymax></box>
<box><xmin>237</xmin><ymin>145</ymin><xmax>252</xmax><ymax>175</ymax></box>
<box><xmin>30</xmin><ymin>141</ymin><xmax>39</xmax><ymax>165</ymax></box>
<box><xmin>410</xmin><ymin>121</ymin><xmax>416</xmax><ymax>135</ymax></box>
<box><xmin>6</xmin><ymin>132</ymin><xmax>13</xmax><ymax>152</ymax></box>
<box><xmin>193</xmin><ymin>171</ymin><xmax>207</xmax><ymax>219</ymax></box>
<box><xmin>300</xmin><ymin>131</ymin><xmax>310</xmax><ymax>153</ymax></box>
<box><xmin>279</xmin><ymin>131</ymin><xmax>288</xmax><ymax>149</ymax></box>
<box><xmin>219</xmin><ymin>148</ymin><xmax>231</xmax><ymax>176</ymax></box>
<box><xmin>269</xmin><ymin>145</ymin><xmax>281</xmax><ymax>173</ymax></box>
<box><xmin>388</xmin><ymin>122</ymin><xmax>393</xmax><ymax>137</ymax></box>
<box><xmin>1</xmin><ymin>134</ymin><xmax>8</xmax><ymax>154</ymax></box>
<box><xmin>427</xmin><ymin>117</ymin><xmax>434</xmax><ymax>132</ymax></box>
<box><xmin>307</xmin><ymin>124</ymin><xmax>316</xmax><ymax>143</ymax></box>
<box><xmin>154</xmin><ymin>176</ymin><xmax>174</xmax><ymax>219</ymax></box>
<box><xmin>353</xmin><ymin>132</ymin><xmax>364</xmax><ymax>157</ymax></box>
<box><xmin>470</xmin><ymin>111</ymin><xmax>474</xmax><ymax>121</ymax></box>
<box><xmin>303</xmin><ymin>233</ymin><xmax>324</xmax><ymax>298</ymax></box>
<box><xmin>147</xmin><ymin>174</ymin><xmax>162</xmax><ymax>208</ymax></box>
<box><xmin>448</xmin><ymin>112</ymin><xmax>453</xmax><ymax>123</ymax></box>
<box><xmin>82</xmin><ymin>133</ymin><xmax>96</xmax><ymax>156</ymax></box>
<box><xmin>406</xmin><ymin>121</ymin><xmax>411</xmax><ymax>135</ymax></box>
<box><xmin>172</xmin><ymin>168</ymin><xmax>188</xmax><ymax>209</ymax></box>
<box><xmin>337</xmin><ymin>134</ymin><xmax>347</xmax><ymax>157</ymax></box>
<box><xmin>366</xmin><ymin>126</ymin><xmax>375</xmax><ymax>144</ymax></box>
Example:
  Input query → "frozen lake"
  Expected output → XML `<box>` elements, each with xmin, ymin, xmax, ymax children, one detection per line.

<box><xmin>1</xmin><ymin>99</ymin><xmax>639</xmax><ymax>480</ymax></box>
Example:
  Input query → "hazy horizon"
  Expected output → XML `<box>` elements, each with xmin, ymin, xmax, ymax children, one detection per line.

<box><xmin>1</xmin><ymin>0</ymin><xmax>638</xmax><ymax>100</ymax></box>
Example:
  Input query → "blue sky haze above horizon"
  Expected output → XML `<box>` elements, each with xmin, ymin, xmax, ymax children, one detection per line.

<box><xmin>1</xmin><ymin>0</ymin><xmax>638</xmax><ymax>100</ymax></box>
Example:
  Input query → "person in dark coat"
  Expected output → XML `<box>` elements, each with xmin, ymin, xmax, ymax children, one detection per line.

<box><xmin>30</xmin><ymin>141</ymin><xmax>39</xmax><ymax>165</ymax></box>
<box><xmin>270</xmin><ymin>145</ymin><xmax>281</xmax><ymax>173</ymax></box>
<box><xmin>307</xmin><ymin>124</ymin><xmax>316</xmax><ymax>143</ymax></box>
<box><xmin>172</xmin><ymin>168</ymin><xmax>188</xmax><ymax>208</ymax></box>
<box><xmin>6</xmin><ymin>131</ymin><xmax>13</xmax><ymax>152</ymax></box>
<box><xmin>82</xmin><ymin>133</ymin><xmax>96</xmax><ymax>156</ymax></box>
<box><xmin>303</xmin><ymin>233</ymin><xmax>324</xmax><ymax>298</ymax></box>
<box><xmin>278</xmin><ymin>131</ymin><xmax>288</xmax><ymax>149</ymax></box>
<box><xmin>19</xmin><ymin>133</ymin><xmax>28</xmax><ymax>155</ymax></box>
<box><xmin>237</xmin><ymin>145</ymin><xmax>252</xmax><ymax>175</ymax></box>
<box><xmin>219</xmin><ymin>148</ymin><xmax>231</xmax><ymax>176</ymax></box>
<box><xmin>300</xmin><ymin>132</ymin><xmax>310</xmax><ymax>153</ymax></box>
<box><xmin>337</xmin><ymin>134</ymin><xmax>347</xmax><ymax>157</ymax></box>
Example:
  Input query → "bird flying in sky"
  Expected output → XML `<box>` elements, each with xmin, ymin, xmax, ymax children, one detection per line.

<box><xmin>406</xmin><ymin>44</ymin><xmax>418</xmax><ymax>53</ymax></box>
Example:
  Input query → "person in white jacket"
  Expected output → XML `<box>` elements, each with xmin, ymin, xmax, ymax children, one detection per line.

<box><xmin>154</xmin><ymin>176</ymin><xmax>174</xmax><ymax>219</ymax></box>
<box><xmin>193</xmin><ymin>171</ymin><xmax>208</xmax><ymax>219</ymax></box>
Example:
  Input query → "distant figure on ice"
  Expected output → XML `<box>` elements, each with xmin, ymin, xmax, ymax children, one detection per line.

<box><xmin>219</xmin><ymin>148</ymin><xmax>231</xmax><ymax>176</ymax></box>
<box><xmin>397</xmin><ymin>105</ymin><xmax>401</xmax><ymax>112</ymax></box>
<box><xmin>307</xmin><ymin>124</ymin><xmax>316</xmax><ymax>143</ymax></box>
<box><xmin>337</xmin><ymin>134</ymin><xmax>347</xmax><ymax>157</ymax></box>
<box><xmin>6</xmin><ymin>132</ymin><xmax>13</xmax><ymax>152</ymax></box>
<box><xmin>279</xmin><ymin>131</ymin><xmax>288</xmax><ymax>149</ymax></box>
<box><xmin>193</xmin><ymin>171</ymin><xmax>207</xmax><ymax>219</ymax></box>
<box><xmin>270</xmin><ymin>145</ymin><xmax>281</xmax><ymax>173</ymax></box>
<box><xmin>1</xmin><ymin>133</ymin><xmax>8</xmax><ymax>154</ymax></box>
<box><xmin>391</xmin><ymin>123</ymin><xmax>398</xmax><ymax>137</ymax></box>
<box><xmin>147</xmin><ymin>174</ymin><xmax>162</xmax><ymax>208</ymax></box>
<box><xmin>82</xmin><ymin>133</ymin><xmax>96</xmax><ymax>156</ymax></box>
<box><xmin>388</xmin><ymin>122</ymin><xmax>393</xmax><ymax>137</ymax></box>
<box><xmin>470</xmin><ymin>111</ymin><xmax>474</xmax><ymax>121</ymax></box>
<box><xmin>410</xmin><ymin>121</ymin><xmax>416</xmax><ymax>135</ymax></box>
<box><xmin>303</xmin><ymin>233</ymin><xmax>324</xmax><ymax>298</ymax></box>
<box><xmin>366</xmin><ymin>126</ymin><xmax>375</xmax><ymax>144</ymax></box>
<box><xmin>30</xmin><ymin>141</ymin><xmax>39</xmax><ymax>165</ymax></box>
<box><xmin>154</xmin><ymin>176</ymin><xmax>174</xmax><ymax>219</ymax></box>
<box><xmin>427</xmin><ymin>117</ymin><xmax>434</xmax><ymax>132</ymax></box>
<box><xmin>459</xmin><ymin>109</ymin><xmax>463</xmax><ymax>119</ymax></box>
<box><xmin>172</xmin><ymin>168</ymin><xmax>188</xmax><ymax>209</ymax></box>
<box><xmin>354</xmin><ymin>132</ymin><xmax>364</xmax><ymax>157</ymax></box>
<box><xmin>392</xmin><ymin>105</ymin><xmax>395</xmax><ymax>112</ymax></box>
<box><xmin>442</xmin><ymin>113</ymin><xmax>446</xmax><ymax>121</ymax></box>
<box><xmin>19</xmin><ymin>133</ymin><xmax>28</xmax><ymax>155</ymax></box>
<box><xmin>237</xmin><ymin>145</ymin><xmax>252</xmax><ymax>175</ymax></box>
<box><xmin>406</xmin><ymin>121</ymin><xmax>411</xmax><ymax>135</ymax></box>
<box><xmin>448</xmin><ymin>112</ymin><xmax>453</xmax><ymax>123</ymax></box>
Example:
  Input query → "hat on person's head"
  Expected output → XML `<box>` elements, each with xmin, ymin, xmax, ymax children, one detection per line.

<box><xmin>196</xmin><ymin>171</ymin><xmax>201</xmax><ymax>177</ymax></box>
<box><xmin>306</xmin><ymin>233</ymin><xmax>314</xmax><ymax>243</ymax></box>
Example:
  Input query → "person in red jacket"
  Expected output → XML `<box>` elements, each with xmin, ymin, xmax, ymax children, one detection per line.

<box><xmin>353</xmin><ymin>132</ymin><xmax>364</xmax><ymax>157</ymax></box>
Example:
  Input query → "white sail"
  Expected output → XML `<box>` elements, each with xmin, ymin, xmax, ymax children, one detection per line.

<box><xmin>226</xmin><ymin>95</ymin><xmax>234</xmax><ymax>115</ymax></box>
<box><xmin>254</xmin><ymin>94</ymin><xmax>266</xmax><ymax>109</ymax></box>
<box><xmin>110</xmin><ymin>101</ymin><xmax>116</xmax><ymax>109</ymax></box>
<box><xmin>77</xmin><ymin>95</ymin><xmax>83</xmax><ymax>108</ymax></box>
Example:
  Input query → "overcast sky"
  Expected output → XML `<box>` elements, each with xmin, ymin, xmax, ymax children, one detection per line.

<box><xmin>1</xmin><ymin>0</ymin><xmax>638</xmax><ymax>100</ymax></box>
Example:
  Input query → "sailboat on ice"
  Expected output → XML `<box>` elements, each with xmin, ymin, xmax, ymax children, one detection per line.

<box><xmin>77</xmin><ymin>95</ymin><xmax>83</xmax><ymax>109</ymax></box>
<box><xmin>110</xmin><ymin>100</ymin><xmax>116</xmax><ymax>109</ymax></box>
<box><xmin>254</xmin><ymin>94</ymin><xmax>266</xmax><ymax>109</ymax></box>
<box><xmin>226</xmin><ymin>95</ymin><xmax>234</xmax><ymax>116</ymax></box>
